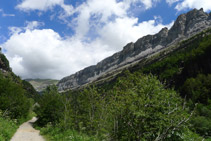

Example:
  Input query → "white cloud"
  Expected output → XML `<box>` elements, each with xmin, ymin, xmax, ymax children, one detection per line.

<box><xmin>25</xmin><ymin>21</ymin><xmax>45</xmax><ymax>30</ymax></box>
<box><xmin>0</xmin><ymin>9</ymin><xmax>15</xmax><ymax>17</ymax></box>
<box><xmin>166</xmin><ymin>0</ymin><xmax>211</xmax><ymax>12</ymax></box>
<box><xmin>72</xmin><ymin>0</ymin><xmax>128</xmax><ymax>38</ymax></box>
<box><xmin>17</xmin><ymin>0</ymin><xmax>63</xmax><ymax>11</ymax></box>
<box><xmin>166</xmin><ymin>0</ymin><xmax>179</xmax><ymax>5</ymax></box>
<box><xmin>2</xmin><ymin>14</ymin><xmax>15</xmax><ymax>17</ymax></box>
<box><xmin>5</xmin><ymin>0</ymin><xmax>173</xmax><ymax>79</ymax></box>
<box><xmin>124</xmin><ymin>0</ymin><xmax>160</xmax><ymax>10</ymax></box>
<box><xmin>69</xmin><ymin>0</ymin><xmax>162</xmax><ymax>39</ymax></box>
<box><xmin>99</xmin><ymin>17</ymin><xmax>173</xmax><ymax>51</ymax></box>
<box><xmin>8</xmin><ymin>21</ymin><xmax>44</xmax><ymax>35</ymax></box>
<box><xmin>2</xmin><ymin>18</ymin><xmax>172</xmax><ymax>79</ymax></box>
<box><xmin>16</xmin><ymin>0</ymin><xmax>74</xmax><ymax>17</ymax></box>
<box><xmin>3</xmin><ymin>27</ymin><xmax>113</xmax><ymax>79</ymax></box>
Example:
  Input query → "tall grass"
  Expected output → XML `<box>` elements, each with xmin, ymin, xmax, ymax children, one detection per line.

<box><xmin>0</xmin><ymin>112</ymin><xmax>18</xmax><ymax>141</ymax></box>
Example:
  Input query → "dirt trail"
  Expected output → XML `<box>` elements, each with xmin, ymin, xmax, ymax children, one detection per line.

<box><xmin>11</xmin><ymin>117</ymin><xmax>45</xmax><ymax>141</ymax></box>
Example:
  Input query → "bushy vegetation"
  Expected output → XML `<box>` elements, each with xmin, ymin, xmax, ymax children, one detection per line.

<box><xmin>0</xmin><ymin>74</ymin><xmax>34</xmax><ymax>140</ymax></box>
<box><xmin>0</xmin><ymin>54</ymin><xmax>37</xmax><ymax>140</ymax></box>
<box><xmin>35</xmin><ymin>85</ymin><xmax>64</xmax><ymax>126</ymax></box>
<box><xmin>140</xmin><ymin>32</ymin><xmax>211</xmax><ymax>139</ymax></box>
<box><xmin>0</xmin><ymin>74</ymin><xmax>32</xmax><ymax>119</ymax></box>
<box><xmin>142</xmin><ymin>32</ymin><xmax>211</xmax><ymax>87</ymax></box>
<box><xmin>38</xmin><ymin>124</ymin><xmax>99</xmax><ymax>141</ymax></box>
<box><xmin>182</xmin><ymin>74</ymin><xmax>211</xmax><ymax>138</ymax></box>
<box><xmin>35</xmin><ymin>72</ymin><xmax>198</xmax><ymax>140</ymax></box>
<box><xmin>0</xmin><ymin>53</ymin><xmax>10</xmax><ymax>71</ymax></box>
<box><xmin>35</xmin><ymin>30</ymin><xmax>211</xmax><ymax>140</ymax></box>
<box><xmin>182</xmin><ymin>74</ymin><xmax>211</xmax><ymax>104</ymax></box>
<box><xmin>0</xmin><ymin>111</ymin><xmax>18</xmax><ymax>141</ymax></box>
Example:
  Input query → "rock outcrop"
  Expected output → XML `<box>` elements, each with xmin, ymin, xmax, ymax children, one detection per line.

<box><xmin>57</xmin><ymin>8</ymin><xmax>211</xmax><ymax>91</ymax></box>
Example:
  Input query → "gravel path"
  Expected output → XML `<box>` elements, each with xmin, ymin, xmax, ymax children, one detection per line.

<box><xmin>11</xmin><ymin>117</ymin><xmax>45</xmax><ymax>141</ymax></box>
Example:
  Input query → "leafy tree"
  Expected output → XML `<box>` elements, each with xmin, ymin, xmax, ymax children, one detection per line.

<box><xmin>106</xmin><ymin>72</ymin><xmax>190</xmax><ymax>140</ymax></box>
<box><xmin>35</xmin><ymin>85</ymin><xmax>64</xmax><ymax>126</ymax></box>
<box><xmin>36</xmin><ymin>71</ymin><xmax>191</xmax><ymax>140</ymax></box>
<box><xmin>181</xmin><ymin>74</ymin><xmax>211</xmax><ymax>104</ymax></box>
<box><xmin>0</xmin><ymin>74</ymin><xmax>30</xmax><ymax>119</ymax></box>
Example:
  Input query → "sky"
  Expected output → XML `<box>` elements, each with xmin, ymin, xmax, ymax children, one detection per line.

<box><xmin>0</xmin><ymin>0</ymin><xmax>211</xmax><ymax>80</ymax></box>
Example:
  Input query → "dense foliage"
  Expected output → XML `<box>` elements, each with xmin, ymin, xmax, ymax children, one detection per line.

<box><xmin>35</xmin><ymin>30</ymin><xmax>211</xmax><ymax>140</ymax></box>
<box><xmin>182</xmin><ymin>74</ymin><xmax>211</xmax><ymax>138</ymax></box>
<box><xmin>0</xmin><ymin>53</ymin><xmax>10</xmax><ymax>71</ymax></box>
<box><xmin>0</xmin><ymin>111</ymin><xmax>18</xmax><ymax>141</ymax></box>
<box><xmin>35</xmin><ymin>85</ymin><xmax>64</xmax><ymax>126</ymax></box>
<box><xmin>0</xmin><ymin>74</ymin><xmax>31</xmax><ymax>119</ymax></box>
<box><xmin>38</xmin><ymin>124</ymin><xmax>99</xmax><ymax>141</ymax></box>
<box><xmin>36</xmin><ymin>72</ymin><xmax>196</xmax><ymax>140</ymax></box>
<box><xmin>0</xmin><ymin>54</ymin><xmax>37</xmax><ymax>140</ymax></box>
<box><xmin>140</xmin><ymin>32</ymin><xmax>211</xmax><ymax>138</ymax></box>
<box><xmin>141</xmin><ymin>31</ymin><xmax>211</xmax><ymax>88</ymax></box>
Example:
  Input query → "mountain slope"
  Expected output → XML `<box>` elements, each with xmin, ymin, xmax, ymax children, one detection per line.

<box><xmin>57</xmin><ymin>8</ymin><xmax>211</xmax><ymax>91</ymax></box>
<box><xmin>25</xmin><ymin>79</ymin><xmax>59</xmax><ymax>92</ymax></box>
<box><xmin>0</xmin><ymin>48</ymin><xmax>38</xmax><ymax>140</ymax></box>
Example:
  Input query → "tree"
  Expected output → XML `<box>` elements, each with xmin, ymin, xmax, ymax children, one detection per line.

<box><xmin>35</xmin><ymin>85</ymin><xmax>64</xmax><ymax>126</ymax></box>
<box><xmin>0</xmin><ymin>74</ymin><xmax>30</xmax><ymax>119</ymax></box>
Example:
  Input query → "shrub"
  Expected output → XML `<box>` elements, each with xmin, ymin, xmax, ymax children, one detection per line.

<box><xmin>0</xmin><ymin>74</ymin><xmax>30</xmax><ymax>119</ymax></box>
<box><xmin>35</xmin><ymin>85</ymin><xmax>64</xmax><ymax>126</ymax></box>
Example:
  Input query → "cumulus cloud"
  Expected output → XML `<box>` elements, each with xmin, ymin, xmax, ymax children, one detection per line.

<box><xmin>17</xmin><ymin>0</ymin><xmax>62</xmax><ymax>11</ymax></box>
<box><xmin>99</xmin><ymin>17</ymin><xmax>173</xmax><ymax>51</ymax></box>
<box><xmin>16</xmin><ymin>0</ymin><xmax>74</xmax><ymax>15</ymax></box>
<box><xmin>166</xmin><ymin>0</ymin><xmax>211</xmax><ymax>12</ymax></box>
<box><xmin>3</xmin><ymin>28</ymin><xmax>113</xmax><ymax>79</ymax></box>
<box><xmin>3</xmin><ymin>0</ymin><xmax>174</xmax><ymax>79</ymax></box>
<box><xmin>3</xmin><ymin>18</ymin><xmax>172</xmax><ymax>79</ymax></box>
<box><xmin>176</xmin><ymin>0</ymin><xmax>211</xmax><ymax>11</ymax></box>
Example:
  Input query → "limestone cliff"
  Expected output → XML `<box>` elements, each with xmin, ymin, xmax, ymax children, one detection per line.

<box><xmin>58</xmin><ymin>8</ymin><xmax>211</xmax><ymax>91</ymax></box>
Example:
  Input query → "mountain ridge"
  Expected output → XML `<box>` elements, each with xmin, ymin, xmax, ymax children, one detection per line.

<box><xmin>57</xmin><ymin>8</ymin><xmax>211</xmax><ymax>91</ymax></box>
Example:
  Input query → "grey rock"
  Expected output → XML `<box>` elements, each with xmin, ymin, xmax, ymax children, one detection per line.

<box><xmin>57</xmin><ymin>8</ymin><xmax>211</xmax><ymax>91</ymax></box>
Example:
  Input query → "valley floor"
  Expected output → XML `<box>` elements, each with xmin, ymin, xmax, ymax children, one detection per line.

<box><xmin>11</xmin><ymin>117</ymin><xmax>45</xmax><ymax>141</ymax></box>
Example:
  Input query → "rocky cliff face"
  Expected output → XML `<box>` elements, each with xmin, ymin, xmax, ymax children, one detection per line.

<box><xmin>57</xmin><ymin>8</ymin><xmax>211</xmax><ymax>91</ymax></box>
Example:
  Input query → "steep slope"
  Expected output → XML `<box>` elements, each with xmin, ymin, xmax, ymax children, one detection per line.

<box><xmin>58</xmin><ymin>8</ymin><xmax>211</xmax><ymax>91</ymax></box>
<box><xmin>0</xmin><ymin>48</ymin><xmax>12</xmax><ymax>73</ymax></box>
<box><xmin>0</xmin><ymin>49</ymin><xmax>38</xmax><ymax>99</ymax></box>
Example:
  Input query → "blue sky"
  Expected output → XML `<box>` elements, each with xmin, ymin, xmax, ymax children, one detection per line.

<box><xmin>0</xmin><ymin>0</ymin><xmax>211</xmax><ymax>79</ymax></box>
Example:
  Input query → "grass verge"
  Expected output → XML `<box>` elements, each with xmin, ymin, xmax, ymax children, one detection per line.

<box><xmin>37</xmin><ymin>124</ymin><xmax>99</xmax><ymax>141</ymax></box>
<box><xmin>0</xmin><ymin>114</ymin><xmax>18</xmax><ymax>141</ymax></box>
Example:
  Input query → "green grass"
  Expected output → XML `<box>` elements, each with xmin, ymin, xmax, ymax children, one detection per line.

<box><xmin>0</xmin><ymin>114</ymin><xmax>18</xmax><ymax>141</ymax></box>
<box><xmin>38</xmin><ymin>124</ymin><xmax>99</xmax><ymax>141</ymax></box>
<box><xmin>0</xmin><ymin>110</ymin><xmax>37</xmax><ymax>141</ymax></box>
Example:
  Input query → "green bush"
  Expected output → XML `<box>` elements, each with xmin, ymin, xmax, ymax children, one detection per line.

<box><xmin>0</xmin><ymin>54</ymin><xmax>10</xmax><ymax>71</ymax></box>
<box><xmin>182</xmin><ymin>74</ymin><xmax>211</xmax><ymax>104</ymax></box>
<box><xmin>0</xmin><ymin>111</ymin><xmax>18</xmax><ymax>141</ymax></box>
<box><xmin>0</xmin><ymin>74</ymin><xmax>31</xmax><ymax>119</ymax></box>
<box><xmin>35</xmin><ymin>85</ymin><xmax>64</xmax><ymax>126</ymax></box>
<box><xmin>38</xmin><ymin>124</ymin><xmax>99</xmax><ymax>141</ymax></box>
<box><xmin>104</xmin><ymin>72</ymin><xmax>189</xmax><ymax>140</ymax></box>
<box><xmin>36</xmin><ymin>72</ymin><xmax>191</xmax><ymax>140</ymax></box>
